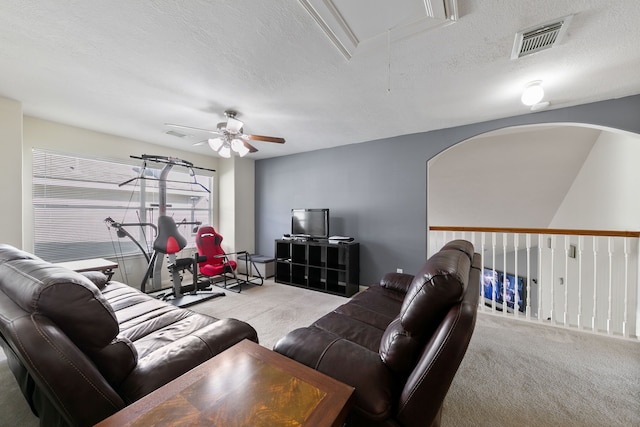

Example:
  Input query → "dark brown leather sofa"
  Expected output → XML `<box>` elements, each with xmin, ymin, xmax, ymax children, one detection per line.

<box><xmin>274</xmin><ymin>240</ymin><xmax>480</xmax><ymax>427</ymax></box>
<box><xmin>0</xmin><ymin>244</ymin><xmax>258</xmax><ymax>427</ymax></box>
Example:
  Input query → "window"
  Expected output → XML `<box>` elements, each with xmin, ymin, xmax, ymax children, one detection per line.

<box><xmin>32</xmin><ymin>150</ymin><xmax>213</xmax><ymax>262</ymax></box>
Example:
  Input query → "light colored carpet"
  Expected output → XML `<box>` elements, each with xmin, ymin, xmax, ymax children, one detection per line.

<box><xmin>443</xmin><ymin>312</ymin><xmax>640</xmax><ymax>427</ymax></box>
<box><xmin>1</xmin><ymin>279</ymin><xmax>638</xmax><ymax>426</ymax></box>
<box><xmin>189</xmin><ymin>279</ymin><xmax>349</xmax><ymax>349</ymax></box>
<box><xmin>0</xmin><ymin>356</ymin><xmax>38</xmax><ymax>427</ymax></box>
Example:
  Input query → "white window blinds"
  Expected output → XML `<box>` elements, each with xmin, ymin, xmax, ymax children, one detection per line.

<box><xmin>32</xmin><ymin>150</ymin><xmax>213</xmax><ymax>262</ymax></box>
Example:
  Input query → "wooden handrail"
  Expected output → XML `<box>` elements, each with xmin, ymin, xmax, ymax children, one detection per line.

<box><xmin>429</xmin><ymin>226</ymin><xmax>640</xmax><ymax>238</ymax></box>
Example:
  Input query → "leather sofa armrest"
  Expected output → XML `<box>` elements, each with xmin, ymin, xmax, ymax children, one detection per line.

<box><xmin>274</xmin><ymin>327</ymin><xmax>394</xmax><ymax>421</ymax></box>
<box><xmin>89</xmin><ymin>337</ymin><xmax>138</xmax><ymax>386</ymax></box>
<box><xmin>379</xmin><ymin>272</ymin><xmax>414</xmax><ymax>294</ymax></box>
<box><xmin>9</xmin><ymin>314</ymin><xmax>125</xmax><ymax>426</ymax></box>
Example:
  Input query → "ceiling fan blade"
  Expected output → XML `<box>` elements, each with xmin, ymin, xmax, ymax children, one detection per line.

<box><xmin>165</xmin><ymin>123</ymin><xmax>222</xmax><ymax>136</ymax></box>
<box><xmin>193</xmin><ymin>139</ymin><xmax>207</xmax><ymax>146</ymax></box>
<box><xmin>226</xmin><ymin>117</ymin><xmax>244</xmax><ymax>133</ymax></box>
<box><xmin>243</xmin><ymin>140</ymin><xmax>259</xmax><ymax>153</ymax></box>
<box><xmin>245</xmin><ymin>134</ymin><xmax>286</xmax><ymax>144</ymax></box>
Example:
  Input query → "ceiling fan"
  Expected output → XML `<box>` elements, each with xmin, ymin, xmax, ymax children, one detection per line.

<box><xmin>165</xmin><ymin>111</ymin><xmax>285</xmax><ymax>158</ymax></box>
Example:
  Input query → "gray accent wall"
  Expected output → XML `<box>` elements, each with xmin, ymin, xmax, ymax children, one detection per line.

<box><xmin>256</xmin><ymin>95</ymin><xmax>640</xmax><ymax>285</ymax></box>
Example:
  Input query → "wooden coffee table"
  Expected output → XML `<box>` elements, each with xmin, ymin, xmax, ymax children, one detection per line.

<box><xmin>95</xmin><ymin>339</ymin><xmax>355</xmax><ymax>427</ymax></box>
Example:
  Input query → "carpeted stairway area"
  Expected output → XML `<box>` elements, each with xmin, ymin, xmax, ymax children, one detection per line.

<box><xmin>1</xmin><ymin>279</ymin><xmax>638</xmax><ymax>426</ymax></box>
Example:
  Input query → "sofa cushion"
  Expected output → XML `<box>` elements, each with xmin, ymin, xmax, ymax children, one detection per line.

<box><xmin>440</xmin><ymin>239</ymin><xmax>474</xmax><ymax>261</ymax></box>
<box><xmin>0</xmin><ymin>244</ymin><xmax>39</xmax><ymax>264</ymax></box>
<box><xmin>90</xmin><ymin>336</ymin><xmax>138</xmax><ymax>386</ymax></box>
<box><xmin>313</xmin><ymin>312</ymin><xmax>385</xmax><ymax>351</ymax></box>
<box><xmin>119</xmin><ymin>318</ymin><xmax>259</xmax><ymax>402</ymax></box>
<box><xmin>348</xmin><ymin>285</ymin><xmax>404</xmax><ymax>318</ymax></box>
<box><xmin>379</xmin><ymin>316</ymin><xmax>420</xmax><ymax>374</ymax></box>
<box><xmin>334</xmin><ymin>301</ymin><xmax>396</xmax><ymax>331</ymax></box>
<box><xmin>379</xmin><ymin>271</ymin><xmax>415</xmax><ymax>294</ymax></box>
<box><xmin>399</xmin><ymin>249</ymin><xmax>470</xmax><ymax>334</ymax></box>
<box><xmin>80</xmin><ymin>270</ymin><xmax>109</xmax><ymax>289</ymax></box>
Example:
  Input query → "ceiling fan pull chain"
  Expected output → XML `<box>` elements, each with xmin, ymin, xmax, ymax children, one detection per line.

<box><xmin>387</xmin><ymin>29</ymin><xmax>391</xmax><ymax>93</ymax></box>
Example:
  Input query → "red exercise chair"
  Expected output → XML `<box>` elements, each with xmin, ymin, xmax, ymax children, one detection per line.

<box><xmin>196</xmin><ymin>226</ymin><xmax>241</xmax><ymax>291</ymax></box>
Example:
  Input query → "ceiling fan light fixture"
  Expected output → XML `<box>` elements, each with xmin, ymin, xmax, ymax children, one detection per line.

<box><xmin>208</xmin><ymin>137</ymin><xmax>224</xmax><ymax>151</ymax></box>
<box><xmin>521</xmin><ymin>81</ymin><xmax>544</xmax><ymax>106</ymax></box>
<box><xmin>218</xmin><ymin>144</ymin><xmax>231</xmax><ymax>158</ymax></box>
<box><xmin>237</xmin><ymin>144</ymin><xmax>250</xmax><ymax>157</ymax></box>
<box><xmin>230</xmin><ymin>138</ymin><xmax>244</xmax><ymax>152</ymax></box>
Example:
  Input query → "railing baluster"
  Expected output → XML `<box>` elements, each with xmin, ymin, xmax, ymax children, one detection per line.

<box><xmin>502</xmin><ymin>233</ymin><xmax>508</xmax><ymax>317</ymax></box>
<box><xmin>607</xmin><ymin>237</ymin><xmax>613</xmax><ymax>335</ymax></box>
<box><xmin>577</xmin><ymin>236</ymin><xmax>584</xmax><ymax>330</ymax></box>
<box><xmin>526</xmin><ymin>234</ymin><xmax>532</xmax><ymax>319</ymax></box>
<box><xmin>563</xmin><ymin>235</ymin><xmax>570</xmax><ymax>327</ymax></box>
<box><xmin>592</xmin><ymin>236</ymin><xmax>598</xmax><ymax>333</ymax></box>
<box><xmin>480</xmin><ymin>232</ymin><xmax>486</xmax><ymax>311</ymax></box>
<box><xmin>491</xmin><ymin>233</ymin><xmax>497</xmax><ymax>313</ymax></box>
<box><xmin>623</xmin><ymin>238</ymin><xmax>629</xmax><ymax>338</ymax></box>
<box><xmin>537</xmin><ymin>234</ymin><xmax>543</xmax><ymax>323</ymax></box>
<box><xmin>514</xmin><ymin>234</ymin><xmax>519</xmax><ymax>318</ymax></box>
<box><xmin>550</xmin><ymin>234</ymin><xmax>556</xmax><ymax>325</ymax></box>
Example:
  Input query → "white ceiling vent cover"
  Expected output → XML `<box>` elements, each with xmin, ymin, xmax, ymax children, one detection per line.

<box><xmin>511</xmin><ymin>15</ymin><xmax>573</xmax><ymax>59</ymax></box>
<box><xmin>165</xmin><ymin>130</ymin><xmax>187</xmax><ymax>138</ymax></box>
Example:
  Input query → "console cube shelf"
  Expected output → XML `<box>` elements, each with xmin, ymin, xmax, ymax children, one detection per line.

<box><xmin>274</xmin><ymin>239</ymin><xmax>359</xmax><ymax>297</ymax></box>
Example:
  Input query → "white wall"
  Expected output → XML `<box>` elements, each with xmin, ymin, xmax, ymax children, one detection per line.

<box><xmin>217</xmin><ymin>156</ymin><xmax>256</xmax><ymax>259</ymax></box>
<box><xmin>234</xmin><ymin>157</ymin><xmax>255</xmax><ymax>254</ymax></box>
<box><xmin>549</xmin><ymin>130</ymin><xmax>640</xmax><ymax>229</ymax></box>
<box><xmin>428</xmin><ymin>125</ymin><xmax>600</xmax><ymax>228</ymax></box>
<box><xmin>217</xmin><ymin>159</ymin><xmax>235</xmax><ymax>252</ymax></box>
<box><xmin>0</xmin><ymin>97</ymin><xmax>23</xmax><ymax>247</ymax></box>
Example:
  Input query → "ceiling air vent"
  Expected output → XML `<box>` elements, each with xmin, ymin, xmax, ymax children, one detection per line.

<box><xmin>165</xmin><ymin>130</ymin><xmax>187</xmax><ymax>138</ymax></box>
<box><xmin>511</xmin><ymin>15</ymin><xmax>573</xmax><ymax>59</ymax></box>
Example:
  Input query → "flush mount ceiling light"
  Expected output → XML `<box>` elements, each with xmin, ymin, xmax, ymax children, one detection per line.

<box><xmin>521</xmin><ymin>81</ymin><xmax>545</xmax><ymax>106</ymax></box>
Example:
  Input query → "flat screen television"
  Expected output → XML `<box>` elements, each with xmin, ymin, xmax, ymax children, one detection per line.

<box><xmin>481</xmin><ymin>268</ymin><xmax>526</xmax><ymax>313</ymax></box>
<box><xmin>291</xmin><ymin>208</ymin><xmax>329</xmax><ymax>239</ymax></box>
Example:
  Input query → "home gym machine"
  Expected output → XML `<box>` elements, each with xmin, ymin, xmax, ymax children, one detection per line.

<box><xmin>106</xmin><ymin>154</ymin><xmax>224</xmax><ymax>307</ymax></box>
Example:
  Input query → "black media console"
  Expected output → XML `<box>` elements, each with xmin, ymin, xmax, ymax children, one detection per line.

<box><xmin>274</xmin><ymin>239</ymin><xmax>359</xmax><ymax>297</ymax></box>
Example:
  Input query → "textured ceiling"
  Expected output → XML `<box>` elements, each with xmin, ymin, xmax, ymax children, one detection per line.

<box><xmin>1</xmin><ymin>1</ymin><xmax>639</xmax><ymax>159</ymax></box>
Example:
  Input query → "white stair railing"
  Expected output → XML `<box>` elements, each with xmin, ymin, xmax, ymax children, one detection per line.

<box><xmin>429</xmin><ymin>227</ymin><xmax>640</xmax><ymax>340</ymax></box>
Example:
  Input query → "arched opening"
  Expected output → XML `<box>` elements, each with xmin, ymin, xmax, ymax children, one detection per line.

<box><xmin>427</xmin><ymin>123</ymin><xmax>640</xmax><ymax>231</ymax></box>
<box><xmin>426</xmin><ymin>123</ymin><xmax>640</xmax><ymax>339</ymax></box>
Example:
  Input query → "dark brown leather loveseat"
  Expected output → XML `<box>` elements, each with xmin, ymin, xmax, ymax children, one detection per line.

<box><xmin>274</xmin><ymin>240</ymin><xmax>480</xmax><ymax>427</ymax></box>
<box><xmin>0</xmin><ymin>244</ymin><xmax>258</xmax><ymax>427</ymax></box>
